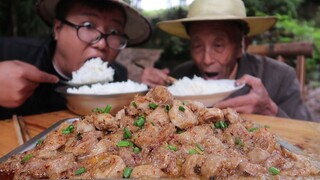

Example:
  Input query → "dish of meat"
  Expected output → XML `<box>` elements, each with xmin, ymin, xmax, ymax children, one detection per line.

<box><xmin>1</xmin><ymin>86</ymin><xmax>319</xmax><ymax>179</ymax></box>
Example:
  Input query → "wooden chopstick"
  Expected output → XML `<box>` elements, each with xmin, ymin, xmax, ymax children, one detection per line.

<box><xmin>132</xmin><ymin>61</ymin><xmax>177</xmax><ymax>84</ymax></box>
<box><xmin>17</xmin><ymin>116</ymin><xmax>31</xmax><ymax>142</ymax></box>
<box><xmin>12</xmin><ymin>115</ymin><xmax>24</xmax><ymax>145</ymax></box>
<box><xmin>12</xmin><ymin>115</ymin><xmax>31</xmax><ymax>145</ymax></box>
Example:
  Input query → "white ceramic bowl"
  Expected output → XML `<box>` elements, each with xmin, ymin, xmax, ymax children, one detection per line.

<box><xmin>170</xmin><ymin>79</ymin><xmax>244</xmax><ymax>107</ymax></box>
<box><xmin>56</xmin><ymin>86</ymin><xmax>147</xmax><ymax>115</ymax></box>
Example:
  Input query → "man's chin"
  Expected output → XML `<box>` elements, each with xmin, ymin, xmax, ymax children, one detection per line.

<box><xmin>204</xmin><ymin>75</ymin><xmax>219</xmax><ymax>80</ymax></box>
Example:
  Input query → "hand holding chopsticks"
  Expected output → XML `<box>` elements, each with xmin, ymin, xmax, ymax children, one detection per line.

<box><xmin>133</xmin><ymin>61</ymin><xmax>176</xmax><ymax>87</ymax></box>
<box><xmin>12</xmin><ymin>115</ymin><xmax>31</xmax><ymax>145</ymax></box>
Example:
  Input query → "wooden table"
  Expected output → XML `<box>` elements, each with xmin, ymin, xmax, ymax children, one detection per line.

<box><xmin>1</xmin><ymin>110</ymin><xmax>319</xmax><ymax>160</ymax></box>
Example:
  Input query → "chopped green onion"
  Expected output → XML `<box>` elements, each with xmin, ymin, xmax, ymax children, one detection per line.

<box><xmin>132</xmin><ymin>101</ymin><xmax>138</xmax><ymax>108</ymax></box>
<box><xmin>196</xmin><ymin>143</ymin><xmax>204</xmax><ymax>152</ymax></box>
<box><xmin>235</xmin><ymin>137</ymin><xmax>244</xmax><ymax>147</ymax></box>
<box><xmin>75</xmin><ymin>167</ymin><xmax>86</xmax><ymax>175</ymax></box>
<box><xmin>134</xmin><ymin>116</ymin><xmax>145</xmax><ymax>128</ymax></box>
<box><xmin>36</xmin><ymin>139</ymin><xmax>43</xmax><ymax>146</ymax></box>
<box><xmin>188</xmin><ymin>149</ymin><xmax>198</xmax><ymax>155</ymax></box>
<box><xmin>168</xmin><ymin>145</ymin><xmax>177</xmax><ymax>152</ymax></box>
<box><xmin>62</xmin><ymin>124</ymin><xmax>74</xmax><ymax>134</ymax></box>
<box><xmin>149</xmin><ymin>103</ymin><xmax>158</xmax><ymax>109</ymax></box>
<box><xmin>21</xmin><ymin>154</ymin><xmax>33</xmax><ymax>163</ymax></box>
<box><xmin>133</xmin><ymin>147</ymin><xmax>141</xmax><ymax>154</ymax></box>
<box><xmin>248</xmin><ymin>127</ymin><xmax>259</xmax><ymax>132</ymax></box>
<box><xmin>124</xmin><ymin>127</ymin><xmax>132</xmax><ymax>139</ymax></box>
<box><xmin>92</xmin><ymin>105</ymin><xmax>112</xmax><ymax>113</ymax></box>
<box><xmin>150</xmin><ymin>121</ymin><xmax>155</xmax><ymax>126</ymax></box>
<box><xmin>268</xmin><ymin>167</ymin><xmax>280</xmax><ymax>175</ymax></box>
<box><xmin>117</xmin><ymin>140</ymin><xmax>134</xmax><ymax>147</ymax></box>
<box><xmin>76</xmin><ymin>133</ymin><xmax>83</xmax><ymax>140</ymax></box>
<box><xmin>214</xmin><ymin>121</ymin><xmax>228</xmax><ymax>129</ymax></box>
<box><xmin>123</xmin><ymin>167</ymin><xmax>133</xmax><ymax>178</ymax></box>
<box><xmin>176</xmin><ymin>128</ymin><xmax>185</xmax><ymax>134</ymax></box>
<box><xmin>165</xmin><ymin>104</ymin><xmax>171</xmax><ymax>112</ymax></box>
<box><xmin>104</xmin><ymin>105</ymin><xmax>112</xmax><ymax>113</ymax></box>
<box><xmin>179</xmin><ymin>106</ymin><xmax>185</xmax><ymax>112</ymax></box>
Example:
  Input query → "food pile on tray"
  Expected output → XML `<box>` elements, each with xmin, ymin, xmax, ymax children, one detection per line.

<box><xmin>0</xmin><ymin>86</ymin><xmax>319</xmax><ymax>179</ymax></box>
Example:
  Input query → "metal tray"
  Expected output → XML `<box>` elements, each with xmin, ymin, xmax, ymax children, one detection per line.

<box><xmin>0</xmin><ymin>117</ymin><xmax>79</xmax><ymax>163</ymax></box>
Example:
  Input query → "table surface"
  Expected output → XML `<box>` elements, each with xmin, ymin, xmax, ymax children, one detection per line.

<box><xmin>1</xmin><ymin>110</ymin><xmax>319</xmax><ymax>160</ymax></box>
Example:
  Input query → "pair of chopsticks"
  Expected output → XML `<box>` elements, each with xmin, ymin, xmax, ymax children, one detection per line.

<box><xmin>12</xmin><ymin>115</ymin><xmax>31</xmax><ymax>145</ymax></box>
<box><xmin>132</xmin><ymin>61</ymin><xmax>177</xmax><ymax>85</ymax></box>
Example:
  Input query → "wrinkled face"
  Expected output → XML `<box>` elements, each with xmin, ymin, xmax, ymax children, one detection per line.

<box><xmin>189</xmin><ymin>21</ymin><xmax>243</xmax><ymax>79</ymax></box>
<box><xmin>53</xmin><ymin>4</ymin><xmax>126</xmax><ymax>77</ymax></box>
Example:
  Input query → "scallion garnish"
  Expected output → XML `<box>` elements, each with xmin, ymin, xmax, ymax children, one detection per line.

<box><xmin>168</xmin><ymin>145</ymin><xmax>177</xmax><ymax>152</ymax></box>
<box><xmin>104</xmin><ymin>105</ymin><xmax>112</xmax><ymax>113</ymax></box>
<box><xmin>132</xmin><ymin>101</ymin><xmax>138</xmax><ymax>108</ymax></box>
<box><xmin>62</xmin><ymin>124</ymin><xmax>74</xmax><ymax>134</ymax></box>
<box><xmin>75</xmin><ymin>167</ymin><xmax>86</xmax><ymax>175</ymax></box>
<box><xmin>134</xmin><ymin>116</ymin><xmax>145</xmax><ymax>128</ymax></box>
<box><xmin>36</xmin><ymin>139</ymin><xmax>43</xmax><ymax>146</ymax></box>
<box><xmin>196</xmin><ymin>143</ymin><xmax>204</xmax><ymax>152</ymax></box>
<box><xmin>149</xmin><ymin>103</ymin><xmax>158</xmax><ymax>109</ymax></box>
<box><xmin>133</xmin><ymin>147</ymin><xmax>141</xmax><ymax>154</ymax></box>
<box><xmin>124</xmin><ymin>127</ymin><xmax>132</xmax><ymax>139</ymax></box>
<box><xmin>248</xmin><ymin>127</ymin><xmax>259</xmax><ymax>132</ymax></box>
<box><xmin>76</xmin><ymin>133</ymin><xmax>83</xmax><ymax>140</ymax></box>
<box><xmin>179</xmin><ymin>106</ymin><xmax>185</xmax><ymax>112</ymax></box>
<box><xmin>268</xmin><ymin>167</ymin><xmax>280</xmax><ymax>175</ymax></box>
<box><xmin>165</xmin><ymin>104</ymin><xmax>171</xmax><ymax>112</ymax></box>
<box><xmin>235</xmin><ymin>137</ymin><xmax>244</xmax><ymax>147</ymax></box>
<box><xmin>214</xmin><ymin>121</ymin><xmax>228</xmax><ymax>129</ymax></box>
<box><xmin>188</xmin><ymin>149</ymin><xmax>198</xmax><ymax>155</ymax></box>
<box><xmin>117</xmin><ymin>140</ymin><xmax>134</xmax><ymax>147</ymax></box>
<box><xmin>123</xmin><ymin>167</ymin><xmax>133</xmax><ymax>178</ymax></box>
<box><xmin>21</xmin><ymin>154</ymin><xmax>33</xmax><ymax>163</ymax></box>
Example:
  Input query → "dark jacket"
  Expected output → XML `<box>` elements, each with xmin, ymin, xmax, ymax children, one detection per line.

<box><xmin>0</xmin><ymin>37</ymin><xmax>127</xmax><ymax>119</ymax></box>
<box><xmin>170</xmin><ymin>53</ymin><xmax>313</xmax><ymax>121</ymax></box>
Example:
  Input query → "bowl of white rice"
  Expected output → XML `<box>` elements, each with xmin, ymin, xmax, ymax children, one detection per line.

<box><xmin>56</xmin><ymin>80</ymin><xmax>148</xmax><ymax>115</ymax></box>
<box><xmin>168</xmin><ymin>76</ymin><xmax>244</xmax><ymax>107</ymax></box>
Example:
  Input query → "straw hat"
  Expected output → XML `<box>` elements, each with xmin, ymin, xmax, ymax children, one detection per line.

<box><xmin>36</xmin><ymin>0</ymin><xmax>152</xmax><ymax>46</ymax></box>
<box><xmin>157</xmin><ymin>0</ymin><xmax>277</xmax><ymax>39</ymax></box>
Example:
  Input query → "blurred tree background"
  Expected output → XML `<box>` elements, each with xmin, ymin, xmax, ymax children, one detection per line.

<box><xmin>0</xmin><ymin>0</ymin><xmax>320</xmax><ymax>83</ymax></box>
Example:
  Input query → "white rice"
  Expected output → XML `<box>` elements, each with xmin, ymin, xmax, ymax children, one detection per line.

<box><xmin>68</xmin><ymin>57</ymin><xmax>114</xmax><ymax>84</ymax></box>
<box><xmin>67</xmin><ymin>80</ymin><xmax>148</xmax><ymax>95</ymax></box>
<box><xmin>168</xmin><ymin>76</ymin><xmax>237</xmax><ymax>96</ymax></box>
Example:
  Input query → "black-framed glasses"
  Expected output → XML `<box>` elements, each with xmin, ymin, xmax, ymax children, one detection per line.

<box><xmin>60</xmin><ymin>19</ymin><xmax>127</xmax><ymax>50</ymax></box>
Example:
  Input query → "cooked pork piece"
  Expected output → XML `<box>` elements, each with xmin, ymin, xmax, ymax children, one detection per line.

<box><xmin>169</xmin><ymin>100</ymin><xmax>198</xmax><ymax>129</ymax></box>
<box><xmin>1</xmin><ymin>86</ymin><xmax>319</xmax><ymax>179</ymax></box>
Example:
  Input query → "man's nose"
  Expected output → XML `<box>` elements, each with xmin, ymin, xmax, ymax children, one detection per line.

<box><xmin>203</xmin><ymin>48</ymin><xmax>215</xmax><ymax>65</ymax></box>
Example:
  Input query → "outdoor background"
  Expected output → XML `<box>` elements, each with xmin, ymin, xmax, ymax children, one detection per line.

<box><xmin>0</xmin><ymin>0</ymin><xmax>319</xmax><ymax>119</ymax></box>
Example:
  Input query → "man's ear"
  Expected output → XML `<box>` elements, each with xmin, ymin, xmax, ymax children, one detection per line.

<box><xmin>53</xmin><ymin>19</ymin><xmax>63</xmax><ymax>40</ymax></box>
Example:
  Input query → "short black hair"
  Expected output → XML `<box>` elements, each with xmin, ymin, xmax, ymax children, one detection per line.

<box><xmin>55</xmin><ymin>0</ymin><xmax>127</xmax><ymax>23</ymax></box>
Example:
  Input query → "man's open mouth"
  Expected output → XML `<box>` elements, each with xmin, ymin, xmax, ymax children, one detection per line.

<box><xmin>204</xmin><ymin>72</ymin><xmax>219</xmax><ymax>78</ymax></box>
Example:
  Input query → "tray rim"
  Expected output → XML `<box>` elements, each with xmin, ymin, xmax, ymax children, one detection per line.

<box><xmin>0</xmin><ymin>117</ymin><xmax>79</xmax><ymax>163</ymax></box>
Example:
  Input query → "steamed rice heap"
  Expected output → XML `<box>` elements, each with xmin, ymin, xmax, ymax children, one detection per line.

<box><xmin>168</xmin><ymin>76</ymin><xmax>238</xmax><ymax>96</ymax></box>
<box><xmin>67</xmin><ymin>80</ymin><xmax>148</xmax><ymax>94</ymax></box>
<box><xmin>68</xmin><ymin>57</ymin><xmax>114</xmax><ymax>84</ymax></box>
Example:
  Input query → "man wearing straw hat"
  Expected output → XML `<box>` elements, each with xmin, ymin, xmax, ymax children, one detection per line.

<box><xmin>142</xmin><ymin>0</ymin><xmax>313</xmax><ymax>121</ymax></box>
<box><xmin>0</xmin><ymin>0</ymin><xmax>152</xmax><ymax>119</ymax></box>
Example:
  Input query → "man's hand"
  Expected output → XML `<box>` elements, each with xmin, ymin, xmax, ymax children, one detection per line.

<box><xmin>0</xmin><ymin>60</ymin><xmax>59</xmax><ymax>108</ymax></box>
<box><xmin>215</xmin><ymin>74</ymin><xmax>278</xmax><ymax>116</ymax></box>
<box><xmin>141</xmin><ymin>67</ymin><xmax>172</xmax><ymax>87</ymax></box>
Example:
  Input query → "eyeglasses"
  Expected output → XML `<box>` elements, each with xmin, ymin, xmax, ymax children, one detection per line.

<box><xmin>59</xmin><ymin>19</ymin><xmax>127</xmax><ymax>50</ymax></box>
